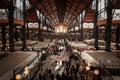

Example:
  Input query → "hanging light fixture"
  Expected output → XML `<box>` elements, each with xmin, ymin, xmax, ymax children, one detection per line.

<box><xmin>94</xmin><ymin>69</ymin><xmax>99</xmax><ymax>75</ymax></box>
<box><xmin>86</xmin><ymin>66</ymin><xmax>90</xmax><ymax>71</ymax></box>
<box><xmin>24</xmin><ymin>66</ymin><xmax>29</xmax><ymax>71</ymax></box>
<box><xmin>87</xmin><ymin>63</ymin><xmax>92</xmax><ymax>66</ymax></box>
<box><xmin>42</xmin><ymin>50</ymin><xmax>45</xmax><ymax>54</ymax></box>
<box><xmin>15</xmin><ymin>74</ymin><xmax>21</xmax><ymax>80</ymax></box>
<box><xmin>24</xmin><ymin>70</ymin><xmax>29</xmax><ymax>75</ymax></box>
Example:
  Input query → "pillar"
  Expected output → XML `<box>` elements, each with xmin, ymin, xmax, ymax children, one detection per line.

<box><xmin>94</xmin><ymin>0</ymin><xmax>99</xmax><ymax>50</ymax></box>
<box><xmin>78</xmin><ymin>16</ymin><xmax>81</xmax><ymax>41</ymax></box>
<box><xmin>15</xmin><ymin>26</ymin><xmax>18</xmax><ymax>41</ymax></box>
<box><xmin>38</xmin><ymin>21</ymin><xmax>41</xmax><ymax>41</ymax></box>
<box><xmin>105</xmin><ymin>0</ymin><xmax>112</xmax><ymax>51</ymax></box>
<box><xmin>26</xmin><ymin>22</ymin><xmax>29</xmax><ymax>40</ymax></box>
<box><xmin>81</xmin><ymin>13</ymin><xmax>83</xmax><ymax>41</ymax></box>
<box><xmin>8</xmin><ymin>0</ymin><xmax>15</xmax><ymax>52</ymax></box>
<box><xmin>1</xmin><ymin>25</ymin><xmax>6</xmax><ymax>51</ymax></box>
<box><xmin>116</xmin><ymin>25</ymin><xmax>120</xmax><ymax>50</ymax></box>
<box><xmin>22</xmin><ymin>0</ymin><xmax>27</xmax><ymax>50</ymax></box>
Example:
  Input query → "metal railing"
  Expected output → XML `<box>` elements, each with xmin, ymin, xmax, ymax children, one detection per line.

<box><xmin>0</xmin><ymin>9</ymin><xmax>8</xmax><ymax>20</ymax></box>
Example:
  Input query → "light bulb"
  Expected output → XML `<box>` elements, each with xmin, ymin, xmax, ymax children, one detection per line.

<box><xmin>24</xmin><ymin>70</ymin><xmax>29</xmax><ymax>75</ymax></box>
<box><xmin>86</xmin><ymin>66</ymin><xmax>90</xmax><ymax>71</ymax></box>
<box><xmin>15</xmin><ymin>74</ymin><xmax>21</xmax><ymax>80</ymax></box>
<box><xmin>94</xmin><ymin>69</ymin><xmax>99</xmax><ymax>75</ymax></box>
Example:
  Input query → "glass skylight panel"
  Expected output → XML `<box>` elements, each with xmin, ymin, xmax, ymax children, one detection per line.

<box><xmin>113</xmin><ymin>9</ymin><xmax>120</xmax><ymax>20</ymax></box>
<box><xmin>16</xmin><ymin>0</ymin><xmax>30</xmax><ymax>10</ymax></box>
<box><xmin>0</xmin><ymin>9</ymin><xmax>6</xmax><ymax>13</ymax></box>
<box><xmin>98</xmin><ymin>0</ymin><xmax>105</xmax><ymax>11</ymax></box>
<box><xmin>16</xmin><ymin>0</ymin><xmax>23</xmax><ymax>10</ymax></box>
<box><xmin>37</xmin><ymin>10</ymin><xmax>40</xmax><ymax>19</ymax></box>
<box><xmin>82</xmin><ymin>11</ymin><xmax>85</xmax><ymax>18</ymax></box>
<box><xmin>0</xmin><ymin>9</ymin><xmax>8</xmax><ymax>19</ymax></box>
<box><xmin>40</xmin><ymin>13</ymin><xmax>43</xmax><ymax>22</ymax></box>
<box><xmin>26</xmin><ymin>0</ymin><xmax>30</xmax><ymax>9</ymax></box>
<box><xmin>101</xmin><ymin>0</ymin><xmax>105</xmax><ymax>9</ymax></box>
<box><xmin>92</xmin><ymin>0</ymin><xmax>95</xmax><ymax>10</ymax></box>
<box><xmin>98</xmin><ymin>1</ymin><xmax>101</xmax><ymax>11</ymax></box>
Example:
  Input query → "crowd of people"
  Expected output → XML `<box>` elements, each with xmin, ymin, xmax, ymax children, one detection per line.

<box><xmin>38</xmin><ymin>39</ymin><xmax>99</xmax><ymax>80</ymax></box>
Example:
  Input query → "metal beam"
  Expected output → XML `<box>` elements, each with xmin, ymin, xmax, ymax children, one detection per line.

<box><xmin>69</xmin><ymin>0</ymin><xmax>93</xmax><ymax>26</ymax></box>
<box><xmin>64</xmin><ymin>0</ymin><xmax>73</xmax><ymax>24</ymax></box>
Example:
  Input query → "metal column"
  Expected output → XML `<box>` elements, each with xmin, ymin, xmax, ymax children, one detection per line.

<box><xmin>22</xmin><ymin>0</ymin><xmax>27</xmax><ymax>50</ymax></box>
<box><xmin>38</xmin><ymin>21</ymin><xmax>41</xmax><ymax>41</ymax></box>
<box><xmin>116</xmin><ymin>26</ymin><xmax>120</xmax><ymax>50</ymax></box>
<box><xmin>78</xmin><ymin>15</ymin><xmax>81</xmax><ymax>41</ymax></box>
<box><xmin>1</xmin><ymin>25</ymin><xmax>6</xmax><ymax>51</ymax></box>
<box><xmin>8</xmin><ymin>0</ymin><xmax>15</xmax><ymax>52</ymax></box>
<box><xmin>26</xmin><ymin>22</ymin><xmax>29</xmax><ymax>40</ymax></box>
<box><xmin>81</xmin><ymin>13</ymin><xmax>83</xmax><ymax>41</ymax></box>
<box><xmin>105</xmin><ymin>0</ymin><xmax>112</xmax><ymax>51</ymax></box>
<box><xmin>15</xmin><ymin>26</ymin><xmax>18</xmax><ymax>41</ymax></box>
<box><xmin>94</xmin><ymin>0</ymin><xmax>99</xmax><ymax>50</ymax></box>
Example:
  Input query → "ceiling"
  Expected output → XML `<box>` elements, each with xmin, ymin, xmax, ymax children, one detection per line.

<box><xmin>27</xmin><ymin>7</ymin><xmax>39</xmax><ymax>22</ymax></box>
<box><xmin>29</xmin><ymin>0</ymin><xmax>93</xmax><ymax>26</ymax></box>
<box><xmin>112</xmin><ymin>0</ymin><xmax>120</xmax><ymax>9</ymax></box>
<box><xmin>1</xmin><ymin>0</ymin><xmax>119</xmax><ymax>27</ymax></box>
<box><xmin>0</xmin><ymin>0</ymin><xmax>8</xmax><ymax>9</ymax></box>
